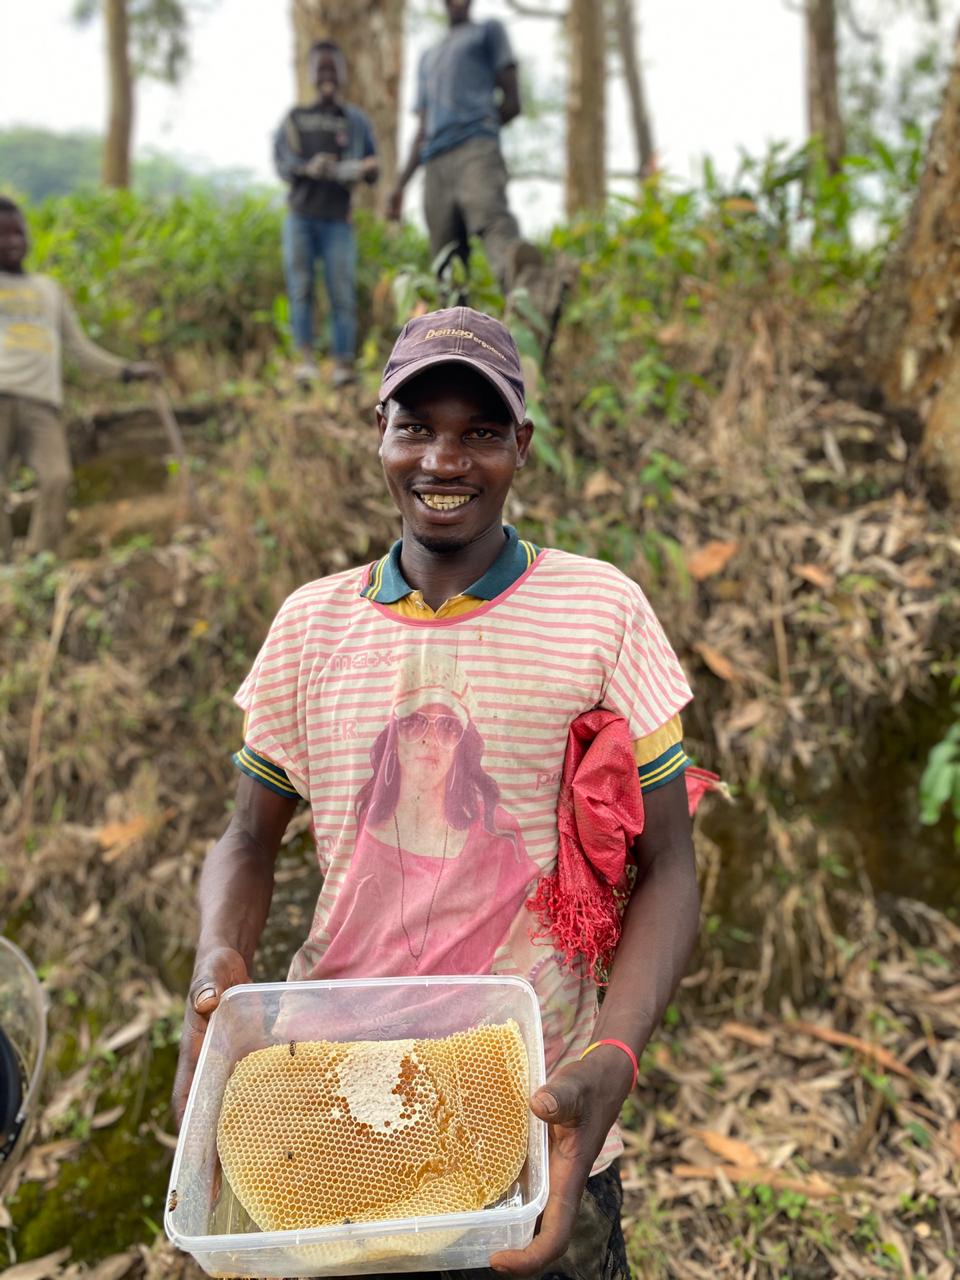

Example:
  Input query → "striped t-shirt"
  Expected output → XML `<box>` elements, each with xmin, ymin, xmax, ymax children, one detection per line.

<box><xmin>235</xmin><ymin>544</ymin><xmax>693</xmax><ymax>1169</ymax></box>
<box><xmin>237</xmin><ymin>527</ymin><xmax>690</xmax><ymax>794</ymax></box>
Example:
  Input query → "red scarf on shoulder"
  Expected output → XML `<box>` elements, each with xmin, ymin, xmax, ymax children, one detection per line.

<box><xmin>526</xmin><ymin>709</ymin><xmax>719</xmax><ymax>975</ymax></box>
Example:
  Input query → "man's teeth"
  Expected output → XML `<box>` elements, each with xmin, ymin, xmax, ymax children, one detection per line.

<box><xmin>419</xmin><ymin>493</ymin><xmax>472</xmax><ymax>510</ymax></box>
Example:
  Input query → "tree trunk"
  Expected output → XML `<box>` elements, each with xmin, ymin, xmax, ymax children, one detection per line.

<box><xmin>805</xmin><ymin>0</ymin><xmax>844</xmax><ymax>174</ymax></box>
<box><xmin>290</xmin><ymin>0</ymin><xmax>404</xmax><ymax>208</ymax></box>
<box><xmin>852</xmin><ymin>30</ymin><xmax>960</xmax><ymax>502</ymax></box>
<box><xmin>565</xmin><ymin>0</ymin><xmax>606</xmax><ymax>217</ymax></box>
<box><xmin>103</xmin><ymin>0</ymin><xmax>133</xmax><ymax>188</ymax></box>
<box><xmin>612</xmin><ymin>0</ymin><xmax>654</xmax><ymax>178</ymax></box>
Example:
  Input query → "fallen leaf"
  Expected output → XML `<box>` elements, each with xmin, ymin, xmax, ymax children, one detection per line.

<box><xmin>721</xmin><ymin>1021</ymin><xmax>774</xmax><ymax>1049</ymax></box>
<box><xmin>84</xmin><ymin>1252</ymin><xmax>138</xmax><ymax>1280</ymax></box>
<box><xmin>671</xmin><ymin>1164</ymin><xmax>836</xmax><ymax>1197</ymax></box>
<box><xmin>694</xmin><ymin>642</ymin><xmax>738</xmax><ymax>682</ymax></box>
<box><xmin>724</xmin><ymin>701</ymin><xmax>767</xmax><ymax>734</ymax></box>
<box><xmin>148</xmin><ymin>857</ymin><xmax>180</xmax><ymax>882</ymax></box>
<box><xmin>91</xmin><ymin>1104</ymin><xmax>126</xmax><ymax>1130</ymax></box>
<box><xmin>788</xmin><ymin>1020</ymin><xmax>915</xmax><ymax>1080</ymax></box>
<box><xmin>20</xmin><ymin>1140</ymin><xmax>82</xmax><ymax>1183</ymax></box>
<box><xmin>903</xmin><ymin>568</ymin><xmax>935</xmax><ymax>590</ymax></box>
<box><xmin>693</xmin><ymin>1129</ymin><xmax>761</xmax><ymax>1167</ymax></box>
<box><xmin>687</xmin><ymin>540</ymin><xmax>739</xmax><ymax>581</ymax></box>
<box><xmin>793</xmin><ymin>562</ymin><xmax>835</xmax><ymax>590</ymax></box>
<box><xmin>96</xmin><ymin>814</ymin><xmax>150</xmax><ymax>861</ymax></box>
<box><xmin>0</xmin><ymin>1247</ymin><xmax>72</xmax><ymax>1280</ymax></box>
<box><xmin>80</xmin><ymin>900</ymin><xmax>101</xmax><ymax>927</ymax></box>
<box><xmin>99</xmin><ymin>1011</ymin><xmax>154</xmax><ymax>1055</ymax></box>
<box><xmin>583</xmin><ymin>469</ymin><xmax>622</xmax><ymax>500</ymax></box>
<box><xmin>656</xmin><ymin>321</ymin><xmax>687</xmax><ymax>346</ymax></box>
<box><xmin>148</xmin><ymin>1119</ymin><xmax>180</xmax><ymax>1151</ymax></box>
<box><xmin>923</xmin><ymin>982</ymin><xmax>960</xmax><ymax>1006</ymax></box>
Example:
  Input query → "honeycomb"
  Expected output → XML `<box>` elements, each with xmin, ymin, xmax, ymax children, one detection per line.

<box><xmin>216</xmin><ymin>1020</ymin><xmax>529</xmax><ymax>1233</ymax></box>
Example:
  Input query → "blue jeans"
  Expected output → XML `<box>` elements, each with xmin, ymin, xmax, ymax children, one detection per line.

<box><xmin>282</xmin><ymin>214</ymin><xmax>357</xmax><ymax>360</ymax></box>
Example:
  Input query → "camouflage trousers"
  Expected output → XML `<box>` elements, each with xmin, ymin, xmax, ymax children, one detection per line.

<box><xmin>349</xmin><ymin>1162</ymin><xmax>629</xmax><ymax>1280</ymax></box>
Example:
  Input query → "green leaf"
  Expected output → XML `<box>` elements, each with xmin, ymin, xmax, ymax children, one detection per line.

<box><xmin>919</xmin><ymin>719</ymin><xmax>960</xmax><ymax>827</ymax></box>
<box><xmin>906</xmin><ymin>1121</ymin><xmax>931</xmax><ymax>1149</ymax></box>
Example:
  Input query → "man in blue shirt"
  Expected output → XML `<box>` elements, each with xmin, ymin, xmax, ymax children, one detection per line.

<box><xmin>386</xmin><ymin>0</ymin><xmax>534</xmax><ymax>291</ymax></box>
<box><xmin>274</xmin><ymin>41</ymin><xmax>379</xmax><ymax>388</ymax></box>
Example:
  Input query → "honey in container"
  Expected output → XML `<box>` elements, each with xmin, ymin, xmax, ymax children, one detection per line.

<box><xmin>216</xmin><ymin>1020</ymin><xmax>530</xmax><ymax>1231</ymax></box>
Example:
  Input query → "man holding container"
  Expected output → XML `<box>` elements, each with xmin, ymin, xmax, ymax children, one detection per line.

<box><xmin>174</xmin><ymin>307</ymin><xmax>702</xmax><ymax>1278</ymax></box>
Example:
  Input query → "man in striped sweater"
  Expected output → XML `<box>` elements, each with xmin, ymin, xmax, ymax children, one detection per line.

<box><xmin>173</xmin><ymin>307</ymin><xmax>699</xmax><ymax>1279</ymax></box>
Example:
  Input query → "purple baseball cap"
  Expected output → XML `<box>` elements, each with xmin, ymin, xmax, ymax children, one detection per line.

<box><xmin>378</xmin><ymin>305</ymin><xmax>526</xmax><ymax>425</ymax></box>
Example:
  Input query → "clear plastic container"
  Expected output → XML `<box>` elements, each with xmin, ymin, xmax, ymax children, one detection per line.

<box><xmin>165</xmin><ymin>974</ymin><xmax>549</xmax><ymax>1277</ymax></box>
<box><xmin>0</xmin><ymin>936</ymin><xmax>48</xmax><ymax>1196</ymax></box>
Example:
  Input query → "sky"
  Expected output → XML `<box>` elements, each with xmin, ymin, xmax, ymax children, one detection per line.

<box><xmin>0</xmin><ymin>0</ymin><xmax>847</xmax><ymax>233</ymax></box>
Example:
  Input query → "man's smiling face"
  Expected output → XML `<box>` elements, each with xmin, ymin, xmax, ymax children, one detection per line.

<box><xmin>377</xmin><ymin>364</ymin><xmax>533</xmax><ymax>555</ymax></box>
<box><xmin>310</xmin><ymin>46</ymin><xmax>344</xmax><ymax>101</ymax></box>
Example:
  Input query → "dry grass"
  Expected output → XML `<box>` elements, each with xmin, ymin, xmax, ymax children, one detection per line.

<box><xmin>0</xmin><ymin>302</ymin><xmax>957</xmax><ymax>1276</ymax></box>
<box><xmin>621</xmin><ymin>857</ymin><xmax>960</xmax><ymax>1279</ymax></box>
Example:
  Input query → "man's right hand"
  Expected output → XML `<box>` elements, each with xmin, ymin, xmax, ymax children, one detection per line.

<box><xmin>172</xmin><ymin>945</ymin><xmax>250</xmax><ymax>1128</ymax></box>
<box><xmin>385</xmin><ymin>186</ymin><xmax>404</xmax><ymax>221</ymax></box>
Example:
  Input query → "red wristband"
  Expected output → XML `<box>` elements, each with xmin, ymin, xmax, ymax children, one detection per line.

<box><xmin>579</xmin><ymin>1038</ymin><xmax>639</xmax><ymax>1090</ymax></box>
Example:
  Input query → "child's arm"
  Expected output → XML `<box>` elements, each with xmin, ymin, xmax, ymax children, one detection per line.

<box><xmin>58</xmin><ymin>292</ymin><xmax>128</xmax><ymax>380</ymax></box>
<box><xmin>491</xmin><ymin>777</ymin><xmax>698</xmax><ymax>1276</ymax></box>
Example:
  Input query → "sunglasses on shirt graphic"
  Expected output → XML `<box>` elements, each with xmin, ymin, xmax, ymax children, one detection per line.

<box><xmin>395</xmin><ymin>711</ymin><xmax>466</xmax><ymax>747</ymax></box>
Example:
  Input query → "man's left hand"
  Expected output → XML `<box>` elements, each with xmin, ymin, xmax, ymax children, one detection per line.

<box><xmin>490</xmin><ymin>1053</ymin><xmax>631</xmax><ymax>1276</ymax></box>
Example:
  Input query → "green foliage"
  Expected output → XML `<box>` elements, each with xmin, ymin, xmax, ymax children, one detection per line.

<box><xmin>390</xmin><ymin>234</ymin><xmax>503</xmax><ymax>320</ymax></box>
<box><xmin>24</xmin><ymin>188</ymin><xmax>283</xmax><ymax>362</ymax></box>
<box><xmin>73</xmin><ymin>0</ymin><xmax>194</xmax><ymax>84</ymax></box>
<box><xmin>532</xmin><ymin>130</ymin><xmax>925</xmax><ymax>499</ymax></box>
<box><xmin>0</xmin><ymin>127</ymin><xmax>262</xmax><ymax>207</ymax></box>
<box><xmin>0</xmin><ymin>128</ymin><xmax>102</xmax><ymax>203</ymax></box>
<box><xmin>919</xmin><ymin>680</ymin><xmax>960</xmax><ymax>846</ymax></box>
<box><xmin>5</xmin><ymin>125</ymin><xmax>922</xmax><ymax>397</ymax></box>
<box><xmin>17</xmin><ymin>188</ymin><xmax>433</xmax><ymax>372</ymax></box>
<box><xmin>700</xmin><ymin>131</ymin><xmax>925</xmax><ymax>288</ymax></box>
<box><xmin>842</xmin><ymin>2</ymin><xmax>952</xmax><ymax>165</ymax></box>
<box><xmin>1</xmin><ymin>1041</ymin><xmax>181</xmax><ymax>1267</ymax></box>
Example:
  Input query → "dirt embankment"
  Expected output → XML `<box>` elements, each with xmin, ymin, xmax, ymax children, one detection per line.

<box><xmin>1</xmin><ymin>303</ymin><xmax>958</xmax><ymax>1277</ymax></box>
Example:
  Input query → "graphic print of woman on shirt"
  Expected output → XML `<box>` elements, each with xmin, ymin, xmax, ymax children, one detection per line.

<box><xmin>313</xmin><ymin>657</ymin><xmax>540</xmax><ymax>977</ymax></box>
